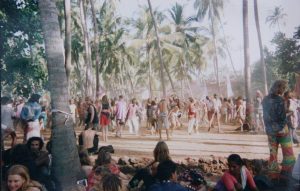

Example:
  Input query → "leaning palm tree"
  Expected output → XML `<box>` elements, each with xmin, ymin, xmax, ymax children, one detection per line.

<box><xmin>194</xmin><ymin>0</ymin><xmax>223</xmax><ymax>93</ymax></box>
<box><xmin>254</xmin><ymin>0</ymin><xmax>268</xmax><ymax>94</ymax></box>
<box><xmin>265</xmin><ymin>6</ymin><xmax>287</xmax><ymax>32</ymax></box>
<box><xmin>38</xmin><ymin>0</ymin><xmax>81</xmax><ymax>189</ymax></box>
<box><xmin>147</xmin><ymin>0</ymin><xmax>166</xmax><ymax>97</ymax></box>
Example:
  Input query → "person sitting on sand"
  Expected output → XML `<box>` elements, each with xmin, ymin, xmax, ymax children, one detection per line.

<box><xmin>214</xmin><ymin>154</ymin><xmax>258</xmax><ymax>191</ymax></box>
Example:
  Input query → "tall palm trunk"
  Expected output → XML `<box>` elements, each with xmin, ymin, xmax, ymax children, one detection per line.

<box><xmin>79</xmin><ymin>0</ymin><xmax>93</xmax><ymax>98</ymax></box>
<box><xmin>38</xmin><ymin>0</ymin><xmax>81</xmax><ymax>190</ymax></box>
<box><xmin>243</xmin><ymin>0</ymin><xmax>252</xmax><ymax>129</ymax></box>
<box><xmin>147</xmin><ymin>0</ymin><xmax>166</xmax><ymax>97</ymax></box>
<box><xmin>74</xmin><ymin>60</ymin><xmax>85</xmax><ymax>95</ymax></box>
<box><xmin>64</xmin><ymin>0</ymin><xmax>72</xmax><ymax>93</ymax></box>
<box><xmin>147</xmin><ymin>45</ymin><xmax>153</xmax><ymax>98</ymax></box>
<box><xmin>209</xmin><ymin>1</ymin><xmax>220</xmax><ymax>93</ymax></box>
<box><xmin>218</xmin><ymin>19</ymin><xmax>238</xmax><ymax>78</ymax></box>
<box><xmin>254</xmin><ymin>0</ymin><xmax>268</xmax><ymax>95</ymax></box>
<box><xmin>90</xmin><ymin>0</ymin><xmax>101</xmax><ymax>96</ymax></box>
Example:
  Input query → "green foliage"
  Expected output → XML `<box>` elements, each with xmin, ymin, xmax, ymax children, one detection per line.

<box><xmin>0</xmin><ymin>0</ymin><xmax>47</xmax><ymax>97</ymax></box>
<box><xmin>252</xmin><ymin>28</ymin><xmax>300</xmax><ymax>90</ymax></box>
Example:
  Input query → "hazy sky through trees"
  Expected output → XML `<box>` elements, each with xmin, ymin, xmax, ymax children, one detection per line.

<box><xmin>117</xmin><ymin>0</ymin><xmax>300</xmax><ymax>74</ymax></box>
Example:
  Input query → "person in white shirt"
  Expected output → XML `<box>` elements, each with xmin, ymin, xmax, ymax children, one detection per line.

<box><xmin>69</xmin><ymin>98</ymin><xmax>77</xmax><ymax>124</ymax></box>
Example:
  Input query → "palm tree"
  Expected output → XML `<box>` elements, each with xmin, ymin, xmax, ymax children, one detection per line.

<box><xmin>243</xmin><ymin>0</ymin><xmax>252</xmax><ymax>131</ymax></box>
<box><xmin>265</xmin><ymin>6</ymin><xmax>287</xmax><ymax>32</ymax></box>
<box><xmin>194</xmin><ymin>0</ymin><xmax>223</xmax><ymax>93</ymax></box>
<box><xmin>79</xmin><ymin>0</ymin><xmax>93</xmax><ymax>97</ymax></box>
<box><xmin>254</xmin><ymin>0</ymin><xmax>268</xmax><ymax>94</ymax></box>
<box><xmin>168</xmin><ymin>3</ymin><xmax>197</xmax><ymax>96</ymax></box>
<box><xmin>64</xmin><ymin>0</ymin><xmax>72</xmax><ymax>87</ymax></box>
<box><xmin>90</xmin><ymin>0</ymin><xmax>101</xmax><ymax>97</ymax></box>
<box><xmin>147</xmin><ymin>0</ymin><xmax>166</xmax><ymax>97</ymax></box>
<box><xmin>38</xmin><ymin>0</ymin><xmax>81</xmax><ymax>190</ymax></box>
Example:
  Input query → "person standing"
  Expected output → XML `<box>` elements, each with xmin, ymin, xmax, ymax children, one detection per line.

<box><xmin>1</xmin><ymin>96</ymin><xmax>17</xmax><ymax>149</ymax></box>
<box><xmin>262</xmin><ymin>80</ymin><xmax>295</xmax><ymax>180</ymax></box>
<box><xmin>187</xmin><ymin>97</ymin><xmax>197</xmax><ymax>135</ymax></box>
<box><xmin>156</xmin><ymin>98</ymin><xmax>170</xmax><ymax>140</ymax></box>
<box><xmin>283</xmin><ymin>91</ymin><xmax>300</xmax><ymax>146</ymax></box>
<box><xmin>126</xmin><ymin>98</ymin><xmax>139</xmax><ymax>135</ymax></box>
<box><xmin>100</xmin><ymin>95</ymin><xmax>111</xmax><ymax>142</ymax></box>
<box><xmin>115</xmin><ymin>95</ymin><xmax>127</xmax><ymax>137</ymax></box>
<box><xmin>209</xmin><ymin>94</ymin><xmax>222</xmax><ymax>132</ymax></box>
<box><xmin>85</xmin><ymin>97</ymin><xmax>99</xmax><ymax>131</ymax></box>
<box><xmin>20</xmin><ymin>94</ymin><xmax>42</xmax><ymax>141</ymax></box>
<box><xmin>69</xmin><ymin>98</ymin><xmax>77</xmax><ymax>125</ymax></box>
<box><xmin>254</xmin><ymin>90</ymin><xmax>265</xmax><ymax>132</ymax></box>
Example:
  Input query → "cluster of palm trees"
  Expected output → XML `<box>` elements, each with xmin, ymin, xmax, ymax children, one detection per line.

<box><xmin>57</xmin><ymin>0</ymin><xmax>288</xmax><ymax>100</ymax></box>
<box><xmin>58</xmin><ymin>0</ymin><xmax>237</xmax><ymax>99</ymax></box>
<box><xmin>37</xmin><ymin>0</ymin><xmax>289</xmax><ymax>189</ymax></box>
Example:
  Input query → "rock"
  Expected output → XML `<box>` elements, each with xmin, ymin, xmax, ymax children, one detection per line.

<box><xmin>218</xmin><ymin>157</ymin><xmax>227</xmax><ymax>165</ymax></box>
<box><xmin>118</xmin><ymin>156</ymin><xmax>130</xmax><ymax>165</ymax></box>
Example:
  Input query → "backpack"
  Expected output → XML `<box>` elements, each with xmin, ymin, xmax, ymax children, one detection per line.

<box><xmin>20</xmin><ymin>104</ymin><xmax>35</xmax><ymax>121</ymax></box>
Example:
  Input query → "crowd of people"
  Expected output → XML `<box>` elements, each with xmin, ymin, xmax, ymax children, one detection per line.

<box><xmin>1</xmin><ymin>79</ymin><xmax>300</xmax><ymax>190</ymax></box>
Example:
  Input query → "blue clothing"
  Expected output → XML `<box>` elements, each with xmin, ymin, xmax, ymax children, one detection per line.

<box><xmin>148</xmin><ymin>181</ymin><xmax>188</xmax><ymax>191</ymax></box>
<box><xmin>262</xmin><ymin>94</ymin><xmax>287</xmax><ymax>135</ymax></box>
<box><xmin>20</xmin><ymin>102</ymin><xmax>42</xmax><ymax>121</ymax></box>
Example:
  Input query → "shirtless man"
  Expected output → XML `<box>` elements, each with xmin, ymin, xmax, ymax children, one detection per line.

<box><xmin>156</xmin><ymin>99</ymin><xmax>170</xmax><ymax>140</ymax></box>
<box><xmin>80</xmin><ymin>124</ymin><xmax>101</xmax><ymax>154</ymax></box>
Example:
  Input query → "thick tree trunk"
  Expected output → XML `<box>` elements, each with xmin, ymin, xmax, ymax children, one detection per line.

<box><xmin>79</xmin><ymin>0</ymin><xmax>93</xmax><ymax>98</ymax></box>
<box><xmin>38</xmin><ymin>0</ymin><xmax>81</xmax><ymax>190</ymax></box>
<box><xmin>147</xmin><ymin>0</ymin><xmax>166</xmax><ymax>97</ymax></box>
<box><xmin>254</xmin><ymin>0</ymin><xmax>268</xmax><ymax>95</ymax></box>
<box><xmin>243</xmin><ymin>0</ymin><xmax>253</xmax><ymax>129</ymax></box>
<box><xmin>64</xmin><ymin>0</ymin><xmax>71</xmax><ymax>83</ymax></box>
<box><xmin>90</xmin><ymin>0</ymin><xmax>101</xmax><ymax>96</ymax></box>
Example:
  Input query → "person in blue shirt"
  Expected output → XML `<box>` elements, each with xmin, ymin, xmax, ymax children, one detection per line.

<box><xmin>20</xmin><ymin>94</ymin><xmax>42</xmax><ymax>141</ymax></box>
<box><xmin>149</xmin><ymin>160</ymin><xmax>188</xmax><ymax>191</ymax></box>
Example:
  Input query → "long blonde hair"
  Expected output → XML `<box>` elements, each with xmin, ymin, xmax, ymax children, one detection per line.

<box><xmin>7</xmin><ymin>165</ymin><xmax>30</xmax><ymax>191</ymax></box>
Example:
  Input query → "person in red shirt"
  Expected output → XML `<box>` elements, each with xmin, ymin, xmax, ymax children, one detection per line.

<box><xmin>215</xmin><ymin>154</ymin><xmax>258</xmax><ymax>191</ymax></box>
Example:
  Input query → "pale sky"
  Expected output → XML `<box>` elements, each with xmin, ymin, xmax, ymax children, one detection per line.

<box><xmin>116</xmin><ymin>0</ymin><xmax>300</xmax><ymax>76</ymax></box>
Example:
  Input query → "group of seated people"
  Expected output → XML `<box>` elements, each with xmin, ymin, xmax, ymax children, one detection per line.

<box><xmin>2</xmin><ymin>137</ymin><xmax>299</xmax><ymax>191</ymax></box>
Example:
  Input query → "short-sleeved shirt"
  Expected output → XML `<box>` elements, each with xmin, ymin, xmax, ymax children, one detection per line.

<box><xmin>221</xmin><ymin>169</ymin><xmax>256</xmax><ymax>191</ymax></box>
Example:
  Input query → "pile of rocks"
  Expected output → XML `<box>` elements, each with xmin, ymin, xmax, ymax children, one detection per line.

<box><xmin>117</xmin><ymin>155</ymin><xmax>268</xmax><ymax>176</ymax></box>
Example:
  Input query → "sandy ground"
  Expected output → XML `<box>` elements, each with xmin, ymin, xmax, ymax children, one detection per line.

<box><xmin>7</xmin><ymin>122</ymin><xmax>300</xmax><ymax>162</ymax></box>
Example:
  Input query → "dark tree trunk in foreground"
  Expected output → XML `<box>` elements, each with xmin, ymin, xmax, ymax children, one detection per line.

<box><xmin>38</xmin><ymin>0</ymin><xmax>81</xmax><ymax>190</ymax></box>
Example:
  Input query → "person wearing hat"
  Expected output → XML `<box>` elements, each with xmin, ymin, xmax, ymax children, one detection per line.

<box><xmin>20</xmin><ymin>94</ymin><xmax>42</xmax><ymax>141</ymax></box>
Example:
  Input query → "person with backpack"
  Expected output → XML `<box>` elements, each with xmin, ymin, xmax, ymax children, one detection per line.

<box><xmin>20</xmin><ymin>94</ymin><xmax>42</xmax><ymax>141</ymax></box>
<box><xmin>262</xmin><ymin>80</ymin><xmax>296</xmax><ymax>182</ymax></box>
<box><xmin>85</xmin><ymin>97</ymin><xmax>99</xmax><ymax>131</ymax></box>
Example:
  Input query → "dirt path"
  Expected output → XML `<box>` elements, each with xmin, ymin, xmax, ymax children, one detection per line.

<box><xmin>6</xmin><ymin>124</ymin><xmax>300</xmax><ymax>162</ymax></box>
